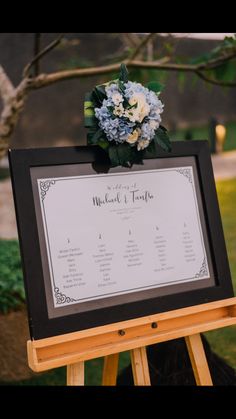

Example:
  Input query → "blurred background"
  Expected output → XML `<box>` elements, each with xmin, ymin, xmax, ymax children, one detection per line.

<box><xmin>0</xmin><ymin>33</ymin><xmax>236</xmax><ymax>149</ymax></box>
<box><xmin>0</xmin><ymin>33</ymin><xmax>235</xmax><ymax>385</ymax></box>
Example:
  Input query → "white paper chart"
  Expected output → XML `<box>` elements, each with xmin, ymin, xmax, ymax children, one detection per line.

<box><xmin>37</xmin><ymin>167</ymin><xmax>210</xmax><ymax>307</ymax></box>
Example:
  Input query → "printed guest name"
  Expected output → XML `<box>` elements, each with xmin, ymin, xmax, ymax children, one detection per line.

<box><xmin>92</xmin><ymin>189</ymin><xmax>154</xmax><ymax>207</ymax></box>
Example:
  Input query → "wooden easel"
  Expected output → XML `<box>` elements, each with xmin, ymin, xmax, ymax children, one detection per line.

<box><xmin>27</xmin><ymin>297</ymin><xmax>236</xmax><ymax>386</ymax></box>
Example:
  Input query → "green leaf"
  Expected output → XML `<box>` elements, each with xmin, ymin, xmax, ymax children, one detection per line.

<box><xmin>147</xmin><ymin>81</ymin><xmax>165</xmax><ymax>93</ymax></box>
<box><xmin>87</xmin><ymin>131</ymin><xmax>96</xmax><ymax>144</ymax></box>
<box><xmin>108</xmin><ymin>144</ymin><xmax>131</xmax><ymax>167</ymax></box>
<box><xmin>98</xmin><ymin>139</ymin><xmax>110</xmax><ymax>150</ymax></box>
<box><xmin>108</xmin><ymin>143</ymin><xmax>144</xmax><ymax>167</ymax></box>
<box><xmin>108</xmin><ymin>146</ymin><xmax>121</xmax><ymax>167</ymax></box>
<box><xmin>190</xmin><ymin>52</ymin><xmax>212</xmax><ymax>65</ymax></box>
<box><xmin>84</xmin><ymin>99</ymin><xmax>96</xmax><ymax>128</ymax></box>
<box><xmin>0</xmin><ymin>240</ymin><xmax>25</xmax><ymax>314</ymax></box>
<box><xmin>213</xmin><ymin>59</ymin><xmax>236</xmax><ymax>83</ymax></box>
<box><xmin>159</xmin><ymin>125</ymin><xmax>168</xmax><ymax>132</ymax></box>
<box><xmin>92</xmin><ymin>85</ymin><xmax>107</xmax><ymax>105</ymax></box>
<box><xmin>90</xmin><ymin>129</ymin><xmax>104</xmax><ymax>144</ymax></box>
<box><xmin>119</xmin><ymin>63</ymin><xmax>129</xmax><ymax>83</ymax></box>
<box><xmin>145</xmin><ymin>139</ymin><xmax>156</xmax><ymax>155</ymax></box>
<box><xmin>127</xmin><ymin>102</ymin><xmax>138</xmax><ymax>110</ymax></box>
<box><xmin>84</xmin><ymin>92</ymin><xmax>93</xmax><ymax>102</ymax></box>
<box><xmin>84</xmin><ymin>115</ymin><xmax>96</xmax><ymax>128</ymax></box>
<box><xmin>154</xmin><ymin>128</ymin><xmax>172</xmax><ymax>152</ymax></box>
<box><xmin>118</xmin><ymin>80</ymin><xmax>125</xmax><ymax>93</ymax></box>
<box><xmin>189</xmin><ymin>35</ymin><xmax>236</xmax><ymax>70</ymax></box>
<box><xmin>163</xmin><ymin>42</ymin><xmax>174</xmax><ymax>54</ymax></box>
<box><xmin>116</xmin><ymin>143</ymin><xmax>133</xmax><ymax>167</ymax></box>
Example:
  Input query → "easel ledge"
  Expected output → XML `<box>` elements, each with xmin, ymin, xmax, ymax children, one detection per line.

<box><xmin>27</xmin><ymin>297</ymin><xmax>236</xmax><ymax>385</ymax></box>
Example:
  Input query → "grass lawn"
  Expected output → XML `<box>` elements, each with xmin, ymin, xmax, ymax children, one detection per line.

<box><xmin>1</xmin><ymin>178</ymin><xmax>236</xmax><ymax>385</ymax></box>
<box><xmin>170</xmin><ymin>120</ymin><xmax>236</xmax><ymax>152</ymax></box>
<box><xmin>204</xmin><ymin>178</ymin><xmax>236</xmax><ymax>368</ymax></box>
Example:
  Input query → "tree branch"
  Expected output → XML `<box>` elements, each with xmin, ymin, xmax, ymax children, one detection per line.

<box><xmin>196</xmin><ymin>70</ymin><xmax>236</xmax><ymax>87</ymax></box>
<box><xmin>1</xmin><ymin>35</ymin><xmax>236</xmax><ymax>159</ymax></box>
<box><xmin>147</xmin><ymin>39</ymin><xmax>154</xmax><ymax>61</ymax></box>
<box><xmin>128</xmin><ymin>33</ymin><xmax>157</xmax><ymax>61</ymax></box>
<box><xmin>26</xmin><ymin>60</ymin><xmax>196</xmax><ymax>89</ymax></box>
<box><xmin>34</xmin><ymin>33</ymin><xmax>41</xmax><ymax>76</ymax></box>
<box><xmin>0</xmin><ymin>65</ymin><xmax>15</xmax><ymax>103</ymax></box>
<box><xmin>123</xmin><ymin>33</ymin><xmax>141</xmax><ymax>48</ymax></box>
<box><xmin>0</xmin><ymin>67</ymin><xmax>28</xmax><ymax>157</ymax></box>
<box><xmin>25</xmin><ymin>50</ymin><xmax>236</xmax><ymax>90</ymax></box>
<box><xmin>23</xmin><ymin>33</ymin><xmax>65</xmax><ymax>78</ymax></box>
<box><xmin>198</xmin><ymin>51</ymin><xmax>236</xmax><ymax>70</ymax></box>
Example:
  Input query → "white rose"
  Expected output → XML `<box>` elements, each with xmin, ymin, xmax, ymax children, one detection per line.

<box><xmin>126</xmin><ymin>129</ymin><xmax>140</xmax><ymax>144</ymax></box>
<box><xmin>112</xmin><ymin>93</ymin><xmax>123</xmax><ymax>106</ymax></box>
<box><xmin>129</xmin><ymin>93</ymin><xmax>150</xmax><ymax>122</ymax></box>
<box><xmin>137</xmin><ymin>139</ymin><xmax>150</xmax><ymax>151</ymax></box>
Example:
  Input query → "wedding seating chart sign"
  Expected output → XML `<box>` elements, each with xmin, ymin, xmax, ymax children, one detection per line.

<box><xmin>9</xmin><ymin>142</ymin><xmax>233</xmax><ymax>339</ymax></box>
<box><xmin>39</xmin><ymin>168</ymin><xmax>209</xmax><ymax>307</ymax></box>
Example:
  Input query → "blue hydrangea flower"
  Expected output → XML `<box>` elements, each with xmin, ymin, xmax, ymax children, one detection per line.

<box><xmin>105</xmin><ymin>83</ymin><xmax>120</xmax><ymax>98</ymax></box>
<box><xmin>94</xmin><ymin>80</ymin><xmax>164</xmax><ymax>147</ymax></box>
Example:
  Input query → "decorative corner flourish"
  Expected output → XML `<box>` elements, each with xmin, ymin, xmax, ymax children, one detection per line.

<box><xmin>39</xmin><ymin>180</ymin><xmax>56</xmax><ymax>201</ymax></box>
<box><xmin>54</xmin><ymin>287</ymin><xmax>76</xmax><ymax>305</ymax></box>
<box><xmin>195</xmin><ymin>257</ymin><xmax>208</xmax><ymax>278</ymax></box>
<box><xmin>175</xmin><ymin>168</ymin><xmax>193</xmax><ymax>183</ymax></box>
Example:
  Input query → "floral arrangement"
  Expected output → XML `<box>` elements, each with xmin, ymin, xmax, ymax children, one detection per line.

<box><xmin>84</xmin><ymin>64</ymin><xmax>171</xmax><ymax>167</ymax></box>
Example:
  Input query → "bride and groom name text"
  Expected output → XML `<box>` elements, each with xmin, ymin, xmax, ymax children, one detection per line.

<box><xmin>92</xmin><ymin>189</ymin><xmax>154</xmax><ymax>207</ymax></box>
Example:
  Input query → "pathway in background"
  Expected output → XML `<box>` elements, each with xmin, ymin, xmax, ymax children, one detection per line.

<box><xmin>0</xmin><ymin>150</ymin><xmax>236</xmax><ymax>239</ymax></box>
<box><xmin>212</xmin><ymin>150</ymin><xmax>236</xmax><ymax>180</ymax></box>
<box><xmin>0</xmin><ymin>178</ymin><xmax>18</xmax><ymax>239</ymax></box>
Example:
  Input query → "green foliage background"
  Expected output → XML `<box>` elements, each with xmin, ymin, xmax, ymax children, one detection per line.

<box><xmin>0</xmin><ymin>240</ymin><xmax>25</xmax><ymax>313</ymax></box>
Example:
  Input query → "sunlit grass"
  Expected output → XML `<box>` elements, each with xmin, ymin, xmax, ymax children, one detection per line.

<box><xmin>205</xmin><ymin>178</ymin><xmax>236</xmax><ymax>369</ymax></box>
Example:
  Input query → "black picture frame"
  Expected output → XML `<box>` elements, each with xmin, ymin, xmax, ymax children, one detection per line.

<box><xmin>9</xmin><ymin>141</ymin><xmax>234</xmax><ymax>339</ymax></box>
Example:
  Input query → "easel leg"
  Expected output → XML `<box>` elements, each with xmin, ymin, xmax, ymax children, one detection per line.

<box><xmin>67</xmin><ymin>362</ymin><xmax>85</xmax><ymax>386</ymax></box>
<box><xmin>185</xmin><ymin>334</ymin><xmax>213</xmax><ymax>386</ymax></box>
<box><xmin>102</xmin><ymin>353</ymin><xmax>119</xmax><ymax>385</ymax></box>
<box><xmin>130</xmin><ymin>347</ymin><xmax>151</xmax><ymax>386</ymax></box>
